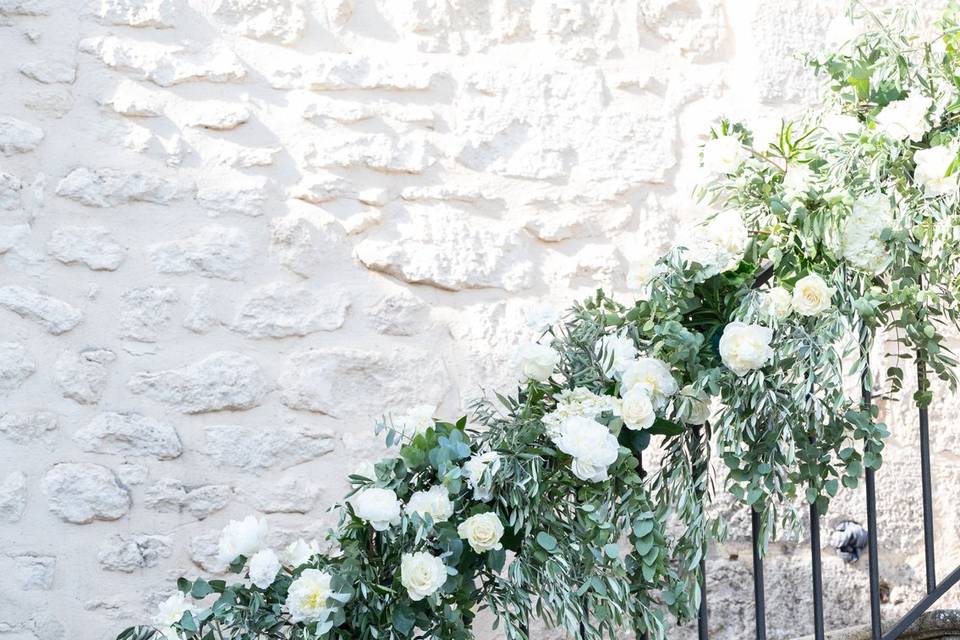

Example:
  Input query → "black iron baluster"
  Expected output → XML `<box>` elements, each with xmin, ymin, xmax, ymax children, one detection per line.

<box><xmin>750</xmin><ymin>507</ymin><xmax>767</xmax><ymax>640</ymax></box>
<box><xmin>698</xmin><ymin>553</ymin><xmax>708</xmax><ymax>640</ymax></box>
<box><xmin>917</xmin><ymin>351</ymin><xmax>937</xmax><ymax>594</ymax></box>
<box><xmin>810</xmin><ymin>501</ymin><xmax>825</xmax><ymax>640</ymax></box>
<box><xmin>880</xmin><ymin>563</ymin><xmax>960</xmax><ymax>640</ymax></box>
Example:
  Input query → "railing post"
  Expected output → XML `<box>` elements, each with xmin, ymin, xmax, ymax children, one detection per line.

<box><xmin>750</xmin><ymin>507</ymin><xmax>767</xmax><ymax>640</ymax></box>
<box><xmin>917</xmin><ymin>350</ymin><xmax>937</xmax><ymax>594</ymax></box>
<box><xmin>861</xmin><ymin>326</ymin><xmax>882</xmax><ymax>639</ymax></box>
<box><xmin>810</xmin><ymin>501</ymin><xmax>825</xmax><ymax>640</ymax></box>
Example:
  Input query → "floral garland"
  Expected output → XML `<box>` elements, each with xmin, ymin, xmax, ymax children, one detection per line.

<box><xmin>120</xmin><ymin>5</ymin><xmax>960</xmax><ymax>640</ymax></box>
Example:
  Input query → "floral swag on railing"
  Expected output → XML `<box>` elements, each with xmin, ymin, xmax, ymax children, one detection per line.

<box><xmin>121</xmin><ymin>5</ymin><xmax>960</xmax><ymax>640</ymax></box>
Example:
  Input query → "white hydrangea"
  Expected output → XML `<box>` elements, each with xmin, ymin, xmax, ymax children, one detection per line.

<box><xmin>762</xmin><ymin>286</ymin><xmax>793</xmax><ymax>320</ymax></box>
<box><xmin>783</xmin><ymin>162</ymin><xmax>815</xmax><ymax>199</ymax></box>
<box><xmin>679</xmin><ymin>385</ymin><xmax>711</xmax><ymax>425</ymax></box>
<box><xmin>680</xmin><ymin>210</ymin><xmax>748</xmax><ymax>278</ymax></box>
<box><xmin>542</xmin><ymin>387</ymin><xmax>615</xmax><ymax>438</ymax></box>
<box><xmin>515</xmin><ymin>341</ymin><xmax>560</xmax><ymax>382</ymax></box>
<box><xmin>791</xmin><ymin>274</ymin><xmax>835</xmax><ymax>317</ymax></box>
<box><xmin>406</xmin><ymin>485</ymin><xmax>454</xmax><ymax>524</ymax></box>
<box><xmin>400</xmin><ymin>551</ymin><xmax>447</xmax><ymax>601</ymax></box>
<box><xmin>153</xmin><ymin>592</ymin><xmax>194</xmax><ymax>629</ymax></box>
<box><xmin>719</xmin><ymin>322</ymin><xmax>774</xmax><ymax>376</ymax></box>
<box><xmin>285</xmin><ymin>569</ymin><xmax>335</xmax><ymax>623</ymax></box>
<box><xmin>914</xmin><ymin>145</ymin><xmax>959</xmax><ymax>196</ymax></box>
<box><xmin>615</xmin><ymin>386</ymin><xmax>656</xmax><ymax>430</ymax></box>
<box><xmin>621</xmin><ymin>357</ymin><xmax>678</xmax><ymax>410</ymax></box>
<box><xmin>351</xmin><ymin>488</ymin><xmax>402</xmax><ymax>531</ymax></box>
<box><xmin>821</xmin><ymin>113</ymin><xmax>862</xmax><ymax>137</ymax></box>
<box><xmin>624</xmin><ymin>252</ymin><xmax>665</xmax><ymax>296</ymax></box>
<box><xmin>248</xmin><ymin>549</ymin><xmax>281</xmax><ymax>589</ymax></box>
<box><xmin>554</xmin><ymin>416</ymin><xmax>621</xmax><ymax>482</ymax></box>
<box><xmin>457</xmin><ymin>512</ymin><xmax>505</xmax><ymax>554</ymax></box>
<box><xmin>462</xmin><ymin>451</ymin><xmax>501</xmax><ymax>502</ymax></box>
<box><xmin>281</xmin><ymin>538</ymin><xmax>320</xmax><ymax>568</ymax></box>
<box><xmin>595</xmin><ymin>333</ymin><xmax>638</xmax><ymax>378</ymax></box>
<box><xmin>395</xmin><ymin>405</ymin><xmax>436</xmax><ymax>438</ymax></box>
<box><xmin>841</xmin><ymin>194</ymin><xmax>894</xmax><ymax>274</ymax></box>
<box><xmin>875</xmin><ymin>94</ymin><xmax>932</xmax><ymax>142</ymax></box>
<box><xmin>217</xmin><ymin>515</ymin><xmax>269</xmax><ymax>564</ymax></box>
<box><xmin>702</xmin><ymin>135</ymin><xmax>746</xmax><ymax>174</ymax></box>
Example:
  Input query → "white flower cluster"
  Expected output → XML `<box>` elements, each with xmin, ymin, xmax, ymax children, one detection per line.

<box><xmin>515</xmin><ymin>341</ymin><xmax>560</xmax><ymax>382</ymax></box>
<box><xmin>394</xmin><ymin>404</ymin><xmax>437</xmax><ymax>439</ymax></box>
<box><xmin>351</xmin><ymin>482</ymin><xmax>506</xmax><ymax>601</ymax></box>
<box><xmin>914</xmin><ymin>145</ymin><xmax>959</xmax><ymax>197</ymax></box>
<box><xmin>702</xmin><ymin>134</ymin><xmax>747</xmax><ymax>175</ymax></box>
<box><xmin>841</xmin><ymin>194</ymin><xmax>894</xmax><ymax>275</ymax></box>
<box><xmin>542</xmin><ymin>386</ymin><xmax>616</xmax><ymax>438</ymax></box>
<box><xmin>875</xmin><ymin>93</ymin><xmax>932</xmax><ymax>142</ymax></box>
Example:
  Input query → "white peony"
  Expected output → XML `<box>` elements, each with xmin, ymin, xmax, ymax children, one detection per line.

<box><xmin>554</xmin><ymin>416</ymin><xmax>620</xmax><ymax>482</ymax></box>
<box><xmin>406</xmin><ymin>485</ymin><xmax>454</xmax><ymax>524</ymax></box>
<box><xmin>595</xmin><ymin>334</ymin><xmax>638</xmax><ymax>378</ymax></box>
<box><xmin>395</xmin><ymin>404</ymin><xmax>436</xmax><ymax>438</ymax></box>
<box><xmin>217</xmin><ymin>515</ymin><xmax>269</xmax><ymax>564</ymax></box>
<box><xmin>457</xmin><ymin>512</ymin><xmax>505</xmax><ymax>553</ymax></box>
<box><xmin>281</xmin><ymin>538</ymin><xmax>320</xmax><ymax>568</ymax></box>
<box><xmin>462</xmin><ymin>451</ymin><xmax>501</xmax><ymax>502</ymax></box>
<box><xmin>515</xmin><ymin>341</ymin><xmax>560</xmax><ymax>382</ymax></box>
<box><xmin>248</xmin><ymin>549</ymin><xmax>281</xmax><ymax>589</ymax></box>
<box><xmin>705</xmin><ymin>210</ymin><xmax>749</xmax><ymax>270</ymax></box>
<box><xmin>875</xmin><ymin>94</ymin><xmax>932</xmax><ymax>142</ymax></box>
<box><xmin>285</xmin><ymin>569</ymin><xmax>335</xmax><ymax>623</ymax></box>
<box><xmin>679</xmin><ymin>385</ymin><xmax>711</xmax><ymax>425</ymax></box>
<box><xmin>153</xmin><ymin>591</ymin><xmax>193</xmax><ymax>628</ymax></box>
<box><xmin>914</xmin><ymin>145</ymin><xmax>959</xmax><ymax>196</ymax></box>
<box><xmin>621</xmin><ymin>357</ymin><xmax>678</xmax><ymax>409</ymax></box>
<box><xmin>719</xmin><ymin>322</ymin><xmax>774</xmax><ymax>376</ymax></box>
<box><xmin>841</xmin><ymin>194</ymin><xmax>894</xmax><ymax>274</ymax></box>
<box><xmin>762</xmin><ymin>286</ymin><xmax>793</xmax><ymax>320</ymax></box>
<box><xmin>400</xmin><ymin>551</ymin><xmax>448</xmax><ymax>601</ymax></box>
<box><xmin>702</xmin><ymin>135</ymin><xmax>746</xmax><ymax>174</ymax></box>
<box><xmin>352</xmin><ymin>488</ymin><xmax>402</xmax><ymax>531</ymax></box>
<box><xmin>791</xmin><ymin>274</ymin><xmax>835</xmax><ymax>317</ymax></box>
<box><xmin>615</xmin><ymin>387</ymin><xmax>655</xmax><ymax>431</ymax></box>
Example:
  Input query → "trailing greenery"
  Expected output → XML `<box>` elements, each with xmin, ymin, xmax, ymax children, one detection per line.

<box><xmin>118</xmin><ymin>4</ymin><xmax>960</xmax><ymax>640</ymax></box>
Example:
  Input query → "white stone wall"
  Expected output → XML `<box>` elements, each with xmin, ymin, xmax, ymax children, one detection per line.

<box><xmin>1</xmin><ymin>1</ymin><xmax>957</xmax><ymax>639</ymax></box>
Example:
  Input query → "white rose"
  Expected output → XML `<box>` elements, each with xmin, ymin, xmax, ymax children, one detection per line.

<box><xmin>762</xmin><ymin>286</ymin><xmax>792</xmax><ymax>320</ymax></box>
<box><xmin>153</xmin><ymin>592</ymin><xmax>193</xmax><ymax>628</ymax></box>
<box><xmin>457</xmin><ymin>512</ymin><xmax>505</xmax><ymax>554</ymax></box>
<box><xmin>217</xmin><ymin>515</ymin><xmax>269</xmax><ymax>564</ymax></box>
<box><xmin>616</xmin><ymin>387</ymin><xmax>655</xmax><ymax>431</ymax></box>
<box><xmin>406</xmin><ymin>485</ymin><xmax>454</xmax><ymax>524</ymax></box>
<box><xmin>821</xmin><ymin>113</ymin><xmax>861</xmax><ymax>137</ymax></box>
<box><xmin>554</xmin><ymin>416</ymin><xmax>620</xmax><ymax>482</ymax></box>
<box><xmin>595</xmin><ymin>334</ymin><xmax>638</xmax><ymax>378</ymax></box>
<box><xmin>621</xmin><ymin>357</ymin><xmax>678</xmax><ymax>409</ymax></box>
<box><xmin>248</xmin><ymin>549</ymin><xmax>281</xmax><ymax>589</ymax></box>
<box><xmin>395</xmin><ymin>404</ymin><xmax>436</xmax><ymax>438</ymax></box>
<box><xmin>719</xmin><ymin>322</ymin><xmax>774</xmax><ymax>376</ymax></box>
<box><xmin>462</xmin><ymin>451</ymin><xmax>501</xmax><ymax>502</ymax></box>
<box><xmin>679</xmin><ymin>385</ymin><xmax>711</xmax><ymax>425</ymax></box>
<box><xmin>400</xmin><ymin>551</ymin><xmax>448</xmax><ymax>601</ymax></box>
<box><xmin>281</xmin><ymin>538</ymin><xmax>320</xmax><ymax>568</ymax></box>
<box><xmin>702</xmin><ymin>135</ymin><xmax>746</xmax><ymax>174</ymax></box>
<box><xmin>875</xmin><ymin>94</ymin><xmax>932</xmax><ymax>142</ymax></box>
<box><xmin>914</xmin><ymin>145</ymin><xmax>958</xmax><ymax>196</ymax></box>
<box><xmin>515</xmin><ymin>342</ymin><xmax>560</xmax><ymax>382</ymax></box>
<box><xmin>791</xmin><ymin>274</ymin><xmax>835</xmax><ymax>317</ymax></box>
<box><xmin>351</xmin><ymin>488</ymin><xmax>401</xmax><ymax>531</ymax></box>
<box><xmin>286</xmin><ymin>569</ymin><xmax>335</xmax><ymax>623</ymax></box>
<box><xmin>841</xmin><ymin>194</ymin><xmax>894</xmax><ymax>274</ymax></box>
